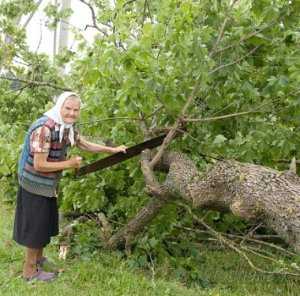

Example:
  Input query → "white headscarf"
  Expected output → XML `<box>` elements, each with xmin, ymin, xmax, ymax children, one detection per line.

<box><xmin>44</xmin><ymin>91</ymin><xmax>81</xmax><ymax>146</ymax></box>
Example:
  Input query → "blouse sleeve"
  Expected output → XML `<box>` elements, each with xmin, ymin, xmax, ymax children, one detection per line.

<box><xmin>30</xmin><ymin>126</ymin><xmax>51</xmax><ymax>153</ymax></box>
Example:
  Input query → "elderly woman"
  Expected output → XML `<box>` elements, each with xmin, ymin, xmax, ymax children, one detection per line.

<box><xmin>13</xmin><ymin>92</ymin><xmax>126</xmax><ymax>281</ymax></box>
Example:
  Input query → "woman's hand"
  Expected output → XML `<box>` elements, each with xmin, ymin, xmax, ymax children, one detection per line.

<box><xmin>112</xmin><ymin>145</ymin><xmax>127</xmax><ymax>154</ymax></box>
<box><xmin>68</xmin><ymin>156</ymin><xmax>82</xmax><ymax>168</ymax></box>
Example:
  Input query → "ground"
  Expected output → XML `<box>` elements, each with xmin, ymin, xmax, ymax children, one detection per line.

<box><xmin>0</xmin><ymin>199</ymin><xmax>299</xmax><ymax>296</ymax></box>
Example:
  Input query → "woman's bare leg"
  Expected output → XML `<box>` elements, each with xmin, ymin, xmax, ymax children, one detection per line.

<box><xmin>23</xmin><ymin>248</ymin><xmax>39</xmax><ymax>278</ymax></box>
<box><xmin>37</xmin><ymin>248</ymin><xmax>44</xmax><ymax>262</ymax></box>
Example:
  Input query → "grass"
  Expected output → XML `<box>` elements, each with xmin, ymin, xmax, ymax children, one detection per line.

<box><xmin>1</xmin><ymin>200</ymin><xmax>299</xmax><ymax>296</ymax></box>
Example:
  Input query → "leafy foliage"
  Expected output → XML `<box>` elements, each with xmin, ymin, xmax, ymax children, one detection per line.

<box><xmin>1</xmin><ymin>0</ymin><xmax>300</xmax><ymax>287</ymax></box>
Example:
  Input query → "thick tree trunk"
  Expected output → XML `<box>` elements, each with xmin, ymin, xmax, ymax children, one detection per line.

<box><xmin>108</xmin><ymin>152</ymin><xmax>300</xmax><ymax>252</ymax></box>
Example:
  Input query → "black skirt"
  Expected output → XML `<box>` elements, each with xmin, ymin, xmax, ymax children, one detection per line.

<box><xmin>13</xmin><ymin>186</ymin><xmax>59</xmax><ymax>248</ymax></box>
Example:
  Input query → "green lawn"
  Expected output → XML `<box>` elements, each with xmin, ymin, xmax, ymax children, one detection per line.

<box><xmin>0</xmin><ymin>200</ymin><xmax>299</xmax><ymax>296</ymax></box>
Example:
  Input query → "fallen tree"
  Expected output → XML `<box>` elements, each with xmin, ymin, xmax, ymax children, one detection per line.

<box><xmin>108</xmin><ymin>151</ymin><xmax>300</xmax><ymax>254</ymax></box>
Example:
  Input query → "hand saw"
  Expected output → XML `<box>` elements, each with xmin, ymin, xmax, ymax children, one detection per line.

<box><xmin>76</xmin><ymin>134</ymin><xmax>167</xmax><ymax>177</ymax></box>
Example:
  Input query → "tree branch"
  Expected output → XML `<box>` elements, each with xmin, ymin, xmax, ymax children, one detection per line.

<box><xmin>209</xmin><ymin>46</ymin><xmax>260</xmax><ymax>75</ymax></box>
<box><xmin>77</xmin><ymin>116</ymin><xmax>141</xmax><ymax>126</ymax></box>
<box><xmin>22</xmin><ymin>0</ymin><xmax>44</xmax><ymax>29</ymax></box>
<box><xmin>149</xmin><ymin>86</ymin><xmax>198</xmax><ymax>169</ymax></box>
<box><xmin>0</xmin><ymin>76</ymin><xmax>70</xmax><ymax>91</ymax></box>
<box><xmin>184</xmin><ymin>110</ymin><xmax>261</xmax><ymax>123</ymax></box>
<box><xmin>209</xmin><ymin>0</ymin><xmax>239</xmax><ymax>57</ymax></box>
<box><xmin>107</xmin><ymin>196</ymin><xmax>171</xmax><ymax>249</ymax></box>
<box><xmin>78</xmin><ymin>0</ymin><xmax>109</xmax><ymax>36</ymax></box>
<box><xmin>35</xmin><ymin>20</ymin><xmax>43</xmax><ymax>53</ymax></box>
<box><xmin>180</xmin><ymin>203</ymin><xmax>300</xmax><ymax>277</ymax></box>
<box><xmin>213</xmin><ymin>23</ymin><xmax>274</xmax><ymax>56</ymax></box>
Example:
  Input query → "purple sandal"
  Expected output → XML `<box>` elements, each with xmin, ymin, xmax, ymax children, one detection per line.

<box><xmin>24</xmin><ymin>269</ymin><xmax>56</xmax><ymax>282</ymax></box>
<box><xmin>37</xmin><ymin>257</ymin><xmax>59</xmax><ymax>274</ymax></box>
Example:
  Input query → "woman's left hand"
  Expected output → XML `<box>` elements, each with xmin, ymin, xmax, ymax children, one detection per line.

<box><xmin>113</xmin><ymin>145</ymin><xmax>127</xmax><ymax>153</ymax></box>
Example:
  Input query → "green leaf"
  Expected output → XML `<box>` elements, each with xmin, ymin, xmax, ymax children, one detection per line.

<box><xmin>213</xmin><ymin>134</ymin><xmax>227</xmax><ymax>145</ymax></box>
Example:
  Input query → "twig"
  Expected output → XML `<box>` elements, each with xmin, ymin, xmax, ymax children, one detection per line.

<box><xmin>141</xmin><ymin>0</ymin><xmax>148</xmax><ymax>28</ymax></box>
<box><xmin>0</xmin><ymin>76</ymin><xmax>70</xmax><ymax>91</ymax></box>
<box><xmin>180</xmin><ymin>203</ymin><xmax>300</xmax><ymax>276</ymax></box>
<box><xmin>196</xmin><ymin>86</ymin><xmax>300</xmax><ymax>124</ymax></box>
<box><xmin>213</xmin><ymin>3</ymin><xmax>293</xmax><ymax>56</ymax></box>
<box><xmin>77</xmin><ymin>107</ymin><xmax>164</xmax><ymax>127</ymax></box>
<box><xmin>35</xmin><ymin>20</ymin><xmax>43</xmax><ymax>53</ymax></box>
<box><xmin>149</xmin><ymin>85</ymin><xmax>198</xmax><ymax>169</ymax></box>
<box><xmin>201</xmin><ymin>85</ymin><xmax>300</xmax><ymax>120</ymax></box>
<box><xmin>106</xmin><ymin>217</ymin><xmax>125</xmax><ymax>226</ymax></box>
<box><xmin>209</xmin><ymin>46</ymin><xmax>260</xmax><ymax>75</ymax></box>
<box><xmin>175</xmin><ymin>128</ymin><xmax>223</xmax><ymax>161</ymax></box>
<box><xmin>209</xmin><ymin>0</ymin><xmax>239</xmax><ymax>57</ymax></box>
<box><xmin>146</xmin><ymin>0</ymin><xmax>152</xmax><ymax>23</ymax></box>
<box><xmin>77</xmin><ymin>116</ymin><xmax>141</xmax><ymax>126</ymax></box>
<box><xmin>13</xmin><ymin>85</ymin><xmax>28</xmax><ymax>100</ymax></box>
<box><xmin>22</xmin><ymin>0</ymin><xmax>44</xmax><ymax>29</ymax></box>
<box><xmin>60</xmin><ymin>19</ymin><xmax>87</xmax><ymax>33</ymax></box>
<box><xmin>184</xmin><ymin>110</ymin><xmax>261</xmax><ymax>123</ymax></box>
<box><xmin>79</xmin><ymin>0</ymin><xmax>109</xmax><ymax>36</ymax></box>
<box><xmin>138</xmin><ymin>111</ymin><xmax>151</xmax><ymax>139</ymax></box>
<box><xmin>239</xmin><ymin>245</ymin><xmax>282</xmax><ymax>263</ymax></box>
<box><xmin>173</xmin><ymin>222</ymin><xmax>296</xmax><ymax>257</ymax></box>
<box><xmin>209</xmin><ymin>100</ymin><xmax>237</xmax><ymax>116</ymax></box>
<box><xmin>224</xmin><ymin>233</ymin><xmax>296</xmax><ymax>257</ymax></box>
<box><xmin>147</xmin><ymin>251</ymin><xmax>156</xmax><ymax>288</ymax></box>
<box><xmin>145</xmin><ymin>105</ymin><xmax>164</xmax><ymax>119</ymax></box>
<box><xmin>241</xmin><ymin>223</ymin><xmax>263</xmax><ymax>245</ymax></box>
<box><xmin>213</xmin><ymin>23</ymin><xmax>273</xmax><ymax>56</ymax></box>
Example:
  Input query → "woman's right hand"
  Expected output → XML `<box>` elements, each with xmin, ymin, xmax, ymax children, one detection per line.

<box><xmin>68</xmin><ymin>156</ymin><xmax>82</xmax><ymax>169</ymax></box>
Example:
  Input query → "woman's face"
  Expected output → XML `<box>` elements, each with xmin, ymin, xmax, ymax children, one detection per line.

<box><xmin>60</xmin><ymin>96</ymin><xmax>81</xmax><ymax>124</ymax></box>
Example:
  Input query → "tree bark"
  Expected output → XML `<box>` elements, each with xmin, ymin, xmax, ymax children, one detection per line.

<box><xmin>108</xmin><ymin>152</ymin><xmax>300</xmax><ymax>252</ymax></box>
